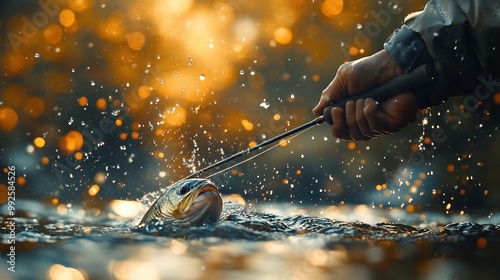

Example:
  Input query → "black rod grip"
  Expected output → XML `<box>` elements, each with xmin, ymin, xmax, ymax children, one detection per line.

<box><xmin>322</xmin><ymin>65</ymin><xmax>433</xmax><ymax>125</ymax></box>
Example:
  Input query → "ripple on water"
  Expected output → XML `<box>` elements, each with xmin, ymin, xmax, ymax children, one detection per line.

<box><xmin>2</xmin><ymin>200</ymin><xmax>500</xmax><ymax>280</ymax></box>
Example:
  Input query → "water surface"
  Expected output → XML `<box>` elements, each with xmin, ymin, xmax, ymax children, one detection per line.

<box><xmin>2</xmin><ymin>199</ymin><xmax>500</xmax><ymax>280</ymax></box>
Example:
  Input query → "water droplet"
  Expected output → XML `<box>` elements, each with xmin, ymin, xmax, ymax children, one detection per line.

<box><xmin>239</xmin><ymin>70</ymin><xmax>245</xmax><ymax>75</ymax></box>
<box><xmin>34</xmin><ymin>53</ymin><xmax>40</xmax><ymax>58</ymax></box>
<box><xmin>260</xmin><ymin>101</ymin><xmax>270</xmax><ymax>109</ymax></box>
<box><xmin>199</xmin><ymin>74</ymin><xmax>206</xmax><ymax>81</ymax></box>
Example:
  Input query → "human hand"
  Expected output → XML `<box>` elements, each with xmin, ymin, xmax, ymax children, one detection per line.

<box><xmin>312</xmin><ymin>50</ymin><xmax>419</xmax><ymax>141</ymax></box>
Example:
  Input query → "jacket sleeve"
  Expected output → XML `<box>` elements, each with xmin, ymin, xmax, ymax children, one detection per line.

<box><xmin>384</xmin><ymin>0</ymin><xmax>500</xmax><ymax>107</ymax></box>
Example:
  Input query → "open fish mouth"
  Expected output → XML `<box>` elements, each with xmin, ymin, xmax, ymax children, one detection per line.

<box><xmin>178</xmin><ymin>184</ymin><xmax>222</xmax><ymax>225</ymax></box>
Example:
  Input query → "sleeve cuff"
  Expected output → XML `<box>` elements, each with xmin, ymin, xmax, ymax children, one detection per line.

<box><xmin>383</xmin><ymin>25</ymin><xmax>434</xmax><ymax>74</ymax></box>
<box><xmin>384</xmin><ymin>25</ymin><xmax>437</xmax><ymax>108</ymax></box>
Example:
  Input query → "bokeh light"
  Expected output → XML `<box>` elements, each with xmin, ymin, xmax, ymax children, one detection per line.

<box><xmin>0</xmin><ymin>107</ymin><xmax>19</xmax><ymax>131</ymax></box>
<box><xmin>321</xmin><ymin>0</ymin><xmax>344</xmax><ymax>17</ymax></box>
<box><xmin>0</xmin><ymin>0</ymin><xmax>497</xmax><ymax>216</ymax></box>
<box><xmin>59</xmin><ymin>131</ymin><xmax>84</xmax><ymax>154</ymax></box>
<box><xmin>59</xmin><ymin>9</ymin><xmax>76</xmax><ymax>27</ymax></box>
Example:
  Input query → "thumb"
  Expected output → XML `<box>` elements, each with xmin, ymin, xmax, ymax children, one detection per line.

<box><xmin>312</xmin><ymin>94</ymin><xmax>333</xmax><ymax>115</ymax></box>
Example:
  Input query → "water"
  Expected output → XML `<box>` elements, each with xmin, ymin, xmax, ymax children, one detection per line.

<box><xmin>1</xmin><ymin>199</ymin><xmax>500</xmax><ymax>280</ymax></box>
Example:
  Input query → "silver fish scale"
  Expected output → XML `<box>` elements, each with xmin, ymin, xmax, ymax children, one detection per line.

<box><xmin>140</xmin><ymin>194</ymin><xmax>170</xmax><ymax>224</ymax></box>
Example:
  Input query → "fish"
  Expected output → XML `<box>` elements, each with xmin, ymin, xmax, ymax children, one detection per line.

<box><xmin>139</xmin><ymin>178</ymin><xmax>223</xmax><ymax>226</ymax></box>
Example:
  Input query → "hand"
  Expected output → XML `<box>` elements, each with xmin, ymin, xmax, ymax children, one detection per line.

<box><xmin>312</xmin><ymin>50</ymin><xmax>419</xmax><ymax>141</ymax></box>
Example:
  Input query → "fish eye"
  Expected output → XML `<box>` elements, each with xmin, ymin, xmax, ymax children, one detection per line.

<box><xmin>179</xmin><ymin>185</ymin><xmax>190</xmax><ymax>195</ymax></box>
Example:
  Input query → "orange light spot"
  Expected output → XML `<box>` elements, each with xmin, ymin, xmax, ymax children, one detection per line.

<box><xmin>60</xmin><ymin>9</ymin><xmax>76</xmax><ymax>27</ymax></box>
<box><xmin>24</xmin><ymin>97</ymin><xmax>45</xmax><ymax>117</ymax></box>
<box><xmin>447</xmin><ymin>164</ymin><xmax>455</xmax><ymax>172</ymax></box>
<box><xmin>131</xmin><ymin>122</ymin><xmax>140</xmax><ymax>131</ymax></box>
<box><xmin>411</xmin><ymin>144</ymin><xmax>419</xmax><ymax>152</ymax></box>
<box><xmin>155</xmin><ymin>128</ymin><xmax>164</xmax><ymax>137</ymax></box>
<box><xmin>137</xmin><ymin>85</ymin><xmax>150</xmax><ymax>99</ymax></box>
<box><xmin>419</xmin><ymin>172</ymin><xmax>426</xmax><ymax>180</ymax></box>
<box><xmin>279</xmin><ymin>139</ymin><xmax>288</xmax><ymax>147</ymax></box>
<box><xmin>424</xmin><ymin>137</ymin><xmax>432</xmax><ymax>145</ymax></box>
<box><xmin>282</xmin><ymin>179</ymin><xmax>289</xmax><ymax>184</ymax></box>
<box><xmin>296</xmin><ymin>169</ymin><xmax>302</xmax><ymax>175</ymax></box>
<box><xmin>17</xmin><ymin>177</ymin><xmax>26</xmax><ymax>186</ymax></box>
<box><xmin>477</xmin><ymin>238</ymin><xmax>487</xmax><ymax>249</ymax></box>
<box><xmin>494</xmin><ymin>93</ymin><xmax>500</xmax><ymax>105</ymax></box>
<box><xmin>68</xmin><ymin>0</ymin><xmax>92</xmax><ymax>12</ymax></box>
<box><xmin>41</xmin><ymin>157</ymin><xmax>50</xmax><ymax>165</ymax></box>
<box><xmin>165</xmin><ymin>107</ymin><xmax>187</xmax><ymax>126</ymax></box>
<box><xmin>0</xmin><ymin>107</ymin><xmax>19</xmax><ymax>131</ymax></box>
<box><xmin>4</xmin><ymin>53</ymin><xmax>29</xmax><ymax>76</ymax></box>
<box><xmin>78</xmin><ymin>96</ymin><xmax>88</xmax><ymax>106</ymax></box>
<box><xmin>88</xmin><ymin>184</ymin><xmax>100</xmax><ymax>196</ymax></box>
<box><xmin>127</xmin><ymin>31</ymin><xmax>146</xmax><ymax>51</ymax></box>
<box><xmin>120</xmin><ymin>133</ymin><xmax>128</xmax><ymax>140</ymax></box>
<box><xmin>241</xmin><ymin>119</ymin><xmax>254</xmax><ymax>131</ymax></box>
<box><xmin>74</xmin><ymin>152</ymin><xmax>83</xmax><ymax>161</ymax></box>
<box><xmin>407</xmin><ymin>204</ymin><xmax>415</xmax><ymax>213</ymax></box>
<box><xmin>273</xmin><ymin>114</ymin><xmax>281</xmax><ymax>121</ymax></box>
<box><xmin>59</xmin><ymin>130</ymin><xmax>84</xmax><ymax>154</ymax></box>
<box><xmin>131</xmin><ymin>131</ymin><xmax>139</xmax><ymax>139</ymax></box>
<box><xmin>115</xmin><ymin>118</ymin><xmax>123</xmax><ymax>127</ymax></box>
<box><xmin>51</xmin><ymin>197</ymin><xmax>59</xmax><ymax>205</ymax></box>
<box><xmin>348</xmin><ymin>141</ymin><xmax>356</xmax><ymax>150</ymax></box>
<box><xmin>96</xmin><ymin>98</ymin><xmax>107</xmax><ymax>110</ymax></box>
<box><xmin>321</xmin><ymin>0</ymin><xmax>344</xmax><ymax>17</ymax></box>
<box><xmin>0</xmin><ymin>184</ymin><xmax>7</xmax><ymax>204</ymax></box>
<box><xmin>273</xmin><ymin>27</ymin><xmax>293</xmax><ymax>45</ymax></box>
<box><xmin>312</xmin><ymin>74</ymin><xmax>320</xmax><ymax>82</ymax></box>
<box><xmin>248</xmin><ymin>141</ymin><xmax>257</xmax><ymax>148</ymax></box>
<box><xmin>34</xmin><ymin>137</ymin><xmax>46</xmax><ymax>148</ymax></box>
<box><xmin>349</xmin><ymin>46</ymin><xmax>358</xmax><ymax>56</ymax></box>
<box><xmin>43</xmin><ymin>25</ymin><xmax>63</xmax><ymax>44</ymax></box>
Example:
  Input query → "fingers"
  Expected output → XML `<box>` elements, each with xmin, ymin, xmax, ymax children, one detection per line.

<box><xmin>327</xmin><ymin>101</ymin><xmax>373</xmax><ymax>141</ymax></box>
<box><xmin>326</xmin><ymin>93</ymin><xmax>418</xmax><ymax>141</ymax></box>
<box><xmin>346</xmin><ymin>100</ymin><xmax>372</xmax><ymax>141</ymax></box>
<box><xmin>329</xmin><ymin>107</ymin><xmax>350</xmax><ymax>140</ymax></box>
<box><xmin>326</xmin><ymin>98</ymin><xmax>387</xmax><ymax>141</ymax></box>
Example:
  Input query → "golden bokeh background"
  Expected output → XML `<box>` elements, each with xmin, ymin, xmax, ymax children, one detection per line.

<box><xmin>1</xmin><ymin>0</ymin><xmax>499</xmax><ymax>214</ymax></box>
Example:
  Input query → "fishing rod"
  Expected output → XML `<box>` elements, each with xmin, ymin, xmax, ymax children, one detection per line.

<box><xmin>182</xmin><ymin>64</ymin><xmax>434</xmax><ymax>180</ymax></box>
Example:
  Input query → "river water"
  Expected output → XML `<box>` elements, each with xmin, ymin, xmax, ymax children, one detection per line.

<box><xmin>1</xmin><ymin>198</ymin><xmax>500</xmax><ymax>280</ymax></box>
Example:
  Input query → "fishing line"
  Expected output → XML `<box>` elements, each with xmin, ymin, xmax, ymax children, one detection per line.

<box><xmin>206</xmin><ymin>123</ymin><xmax>318</xmax><ymax>180</ymax></box>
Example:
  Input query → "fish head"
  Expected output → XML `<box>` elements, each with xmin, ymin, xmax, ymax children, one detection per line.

<box><xmin>159</xmin><ymin>178</ymin><xmax>222</xmax><ymax>225</ymax></box>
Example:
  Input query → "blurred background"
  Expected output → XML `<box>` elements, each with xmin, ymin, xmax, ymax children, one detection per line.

<box><xmin>1</xmin><ymin>0</ymin><xmax>499</xmax><ymax>216</ymax></box>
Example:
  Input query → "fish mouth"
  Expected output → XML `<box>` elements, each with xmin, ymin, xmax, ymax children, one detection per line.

<box><xmin>179</xmin><ymin>184</ymin><xmax>222</xmax><ymax>225</ymax></box>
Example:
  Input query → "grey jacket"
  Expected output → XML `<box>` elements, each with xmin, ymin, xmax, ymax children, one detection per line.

<box><xmin>384</xmin><ymin>0</ymin><xmax>500</xmax><ymax>107</ymax></box>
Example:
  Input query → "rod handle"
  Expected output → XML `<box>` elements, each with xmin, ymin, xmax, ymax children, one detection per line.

<box><xmin>322</xmin><ymin>65</ymin><xmax>433</xmax><ymax>125</ymax></box>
